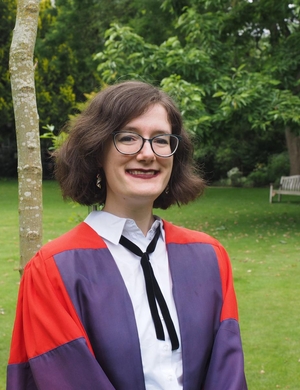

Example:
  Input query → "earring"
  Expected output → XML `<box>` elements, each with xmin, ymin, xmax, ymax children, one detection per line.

<box><xmin>96</xmin><ymin>174</ymin><xmax>102</xmax><ymax>189</ymax></box>
<box><xmin>165</xmin><ymin>185</ymin><xmax>169</xmax><ymax>194</ymax></box>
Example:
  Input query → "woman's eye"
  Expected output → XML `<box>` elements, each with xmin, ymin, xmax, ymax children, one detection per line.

<box><xmin>154</xmin><ymin>137</ymin><xmax>169</xmax><ymax>145</ymax></box>
<box><xmin>118</xmin><ymin>134</ymin><xmax>137</xmax><ymax>143</ymax></box>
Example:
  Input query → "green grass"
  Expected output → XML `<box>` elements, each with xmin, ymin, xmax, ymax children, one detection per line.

<box><xmin>1</xmin><ymin>181</ymin><xmax>299</xmax><ymax>389</ymax></box>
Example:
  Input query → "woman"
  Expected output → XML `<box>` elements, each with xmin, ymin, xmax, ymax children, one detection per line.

<box><xmin>7</xmin><ymin>81</ymin><xmax>247</xmax><ymax>389</ymax></box>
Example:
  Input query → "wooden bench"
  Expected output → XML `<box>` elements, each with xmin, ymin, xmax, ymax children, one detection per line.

<box><xmin>269</xmin><ymin>175</ymin><xmax>300</xmax><ymax>203</ymax></box>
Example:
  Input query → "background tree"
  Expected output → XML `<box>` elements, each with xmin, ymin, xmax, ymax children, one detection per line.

<box><xmin>2</xmin><ymin>0</ymin><xmax>300</xmax><ymax>184</ymax></box>
<box><xmin>34</xmin><ymin>0</ymin><xmax>176</xmax><ymax>131</ymax></box>
<box><xmin>95</xmin><ymin>0</ymin><xmax>300</xmax><ymax>179</ymax></box>
<box><xmin>9</xmin><ymin>0</ymin><xmax>42</xmax><ymax>273</ymax></box>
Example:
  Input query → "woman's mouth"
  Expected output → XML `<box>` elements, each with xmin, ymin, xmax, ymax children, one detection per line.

<box><xmin>126</xmin><ymin>169</ymin><xmax>158</xmax><ymax>178</ymax></box>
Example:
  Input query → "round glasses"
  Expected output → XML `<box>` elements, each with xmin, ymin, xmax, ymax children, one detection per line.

<box><xmin>112</xmin><ymin>131</ymin><xmax>181</xmax><ymax>157</ymax></box>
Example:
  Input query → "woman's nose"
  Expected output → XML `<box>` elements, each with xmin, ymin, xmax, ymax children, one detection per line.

<box><xmin>136</xmin><ymin>140</ymin><xmax>156</xmax><ymax>160</ymax></box>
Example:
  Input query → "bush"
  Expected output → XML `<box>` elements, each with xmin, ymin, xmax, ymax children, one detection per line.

<box><xmin>247</xmin><ymin>168</ymin><xmax>268</xmax><ymax>187</ymax></box>
<box><xmin>245</xmin><ymin>153</ymin><xmax>290</xmax><ymax>187</ymax></box>
<box><xmin>227</xmin><ymin>167</ymin><xmax>243</xmax><ymax>187</ymax></box>
<box><xmin>267</xmin><ymin>152</ymin><xmax>290</xmax><ymax>184</ymax></box>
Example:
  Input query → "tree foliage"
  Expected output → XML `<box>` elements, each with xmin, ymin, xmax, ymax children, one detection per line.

<box><xmin>2</xmin><ymin>0</ymin><xmax>300</xmax><ymax>180</ymax></box>
<box><xmin>34</xmin><ymin>0</ymin><xmax>176</xmax><ymax>130</ymax></box>
<box><xmin>95</xmin><ymin>0</ymin><xmax>300</xmax><ymax>175</ymax></box>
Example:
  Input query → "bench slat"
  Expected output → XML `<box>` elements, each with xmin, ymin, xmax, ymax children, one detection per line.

<box><xmin>274</xmin><ymin>190</ymin><xmax>300</xmax><ymax>196</ymax></box>
<box><xmin>280</xmin><ymin>176</ymin><xmax>300</xmax><ymax>191</ymax></box>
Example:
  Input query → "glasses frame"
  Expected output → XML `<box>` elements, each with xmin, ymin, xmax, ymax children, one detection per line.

<box><xmin>112</xmin><ymin>131</ymin><xmax>181</xmax><ymax>158</ymax></box>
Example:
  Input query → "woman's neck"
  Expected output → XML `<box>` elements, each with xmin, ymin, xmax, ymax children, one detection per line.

<box><xmin>102</xmin><ymin>202</ymin><xmax>155</xmax><ymax>236</ymax></box>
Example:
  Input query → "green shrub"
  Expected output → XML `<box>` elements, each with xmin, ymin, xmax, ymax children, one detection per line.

<box><xmin>267</xmin><ymin>152</ymin><xmax>290</xmax><ymax>184</ymax></box>
<box><xmin>247</xmin><ymin>167</ymin><xmax>269</xmax><ymax>187</ymax></box>
<box><xmin>227</xmin><ymin>167</ymin><xmax>243</xmax><ymax>187</ymax></box>
<box><xmin>247</xmin><ymin>170</ymin><xmax>269</xmax><ymax>187</ymax></box>
<box><xmin>245</xmin><ymin>153</ymin><xmax>290</xmax><ymax>188</ymax></box>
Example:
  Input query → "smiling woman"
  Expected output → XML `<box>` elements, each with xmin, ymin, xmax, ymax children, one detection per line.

<box><xmin>7</xmin><ymin>81</ymin><xmax>248</xmax><ymax>390</ymax></box>
<box><xmin>54</xmin><ymin>80</ymin><xmax>204</xmax><ymax>210</ymax></box>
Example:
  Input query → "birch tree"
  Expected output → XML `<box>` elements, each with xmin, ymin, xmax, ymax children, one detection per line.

<box><xmin>9</xmin><ymin>0</ymin><xmax>42</xmax><ymax>275</ymax></box>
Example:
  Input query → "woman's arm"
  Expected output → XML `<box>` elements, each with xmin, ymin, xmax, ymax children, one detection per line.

<box><xmin>7</xmin><ymin>252</ymin><xmax>116</xmax><ymax>390</ymax></box>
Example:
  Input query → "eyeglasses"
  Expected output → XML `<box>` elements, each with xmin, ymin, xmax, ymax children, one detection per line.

<box><xmin>112</xmin><ymin>131</ymin><xmax>181</xmax><ymax>157</ymax></box>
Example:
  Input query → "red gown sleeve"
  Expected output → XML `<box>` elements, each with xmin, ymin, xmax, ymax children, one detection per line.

<box><xmin>7</xmin><ymin>251</ymin><xmax>115</xmax><ymax>390</ymax></box>
<box><xmin>203</xmin><ymin>244</ymin><xmax>247</xmax><ymax>389</ymax></box>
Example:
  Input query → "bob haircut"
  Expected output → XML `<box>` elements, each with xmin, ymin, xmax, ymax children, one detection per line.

<box><xmin>54</xmin><ymin>80</ymin><xmax>205</xmax><ymax>209</ymax></box>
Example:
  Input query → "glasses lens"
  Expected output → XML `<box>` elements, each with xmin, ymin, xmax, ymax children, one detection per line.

<box><xmin>114</xmin><ymin>132</ymin><xmax>143</xmax><ymax>154</ymax></box>
<box><xmin>152</xmin><ymin>135</ymin><xmax>179</xmax><ymax>157</ymax></box>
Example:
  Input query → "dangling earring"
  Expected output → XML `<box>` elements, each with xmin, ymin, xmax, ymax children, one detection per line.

<box><xmin>165</xmin><ymin>185</ymin><xmax>169</xmax><ymax>194</ymax></box>
<box><xmin>96</xmin><ymin>174</ymin><xmax>102</xmax><ymax>189</ymax></box>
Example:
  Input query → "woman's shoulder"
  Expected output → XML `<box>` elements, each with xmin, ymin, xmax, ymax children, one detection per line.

<box><xmin>163</xmin><ymin>219</ymin><xmax>221</xmax><ymax>248</ymax></box>
<box><xmin>23</xmin><ymin>222</ymin><xmax>107</xmax><ymax>279</ymax></box>
<box><xmin>33</xmin><ymin>222</ymin><xmax>106</xmax><ymax>264</ymax></box>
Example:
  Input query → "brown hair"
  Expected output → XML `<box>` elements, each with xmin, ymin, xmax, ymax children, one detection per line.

<box><xmin>54</xmin><ymin>80</ymin><xmax>205</xmax><ymax>209</ymax></box>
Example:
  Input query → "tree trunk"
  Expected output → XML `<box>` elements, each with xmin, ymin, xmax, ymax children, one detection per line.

<box><xmin>285</xmin><ymin>126</ymin><xmax>300</xmax><ymax>175</ymax></box>
<box><xmin>9</xmin><ymin>0</ymin><xmax>42</xmax><ymax>275</ymax></box>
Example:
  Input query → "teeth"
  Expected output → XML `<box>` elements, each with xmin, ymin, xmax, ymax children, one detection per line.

<box><xmin>128</xmin><ymin>170</ymin><xmax>156</xmax><ymax>175</ymax></box>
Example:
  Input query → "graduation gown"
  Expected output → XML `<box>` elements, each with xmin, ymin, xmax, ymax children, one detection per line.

<box><xmin>7</xmin><ymin>220</ymin><xmax>247</xmax><ymax>389</ymax></box>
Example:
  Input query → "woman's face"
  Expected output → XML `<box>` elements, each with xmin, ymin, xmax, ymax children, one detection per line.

<box><xmin>101</xmin><ymin>104</ymin><xmax>173</xmax><ymax>213</ymax></box>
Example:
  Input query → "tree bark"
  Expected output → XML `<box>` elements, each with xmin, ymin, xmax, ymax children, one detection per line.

<box><xmin>285</xmin><ymin>126</ymin><xmax>300</xmax><ymax>175</ymax></box>
<box><xmin>9</xmin><ymin>0</ymin><xmax>42</xmax><ymax>275</ymax></box>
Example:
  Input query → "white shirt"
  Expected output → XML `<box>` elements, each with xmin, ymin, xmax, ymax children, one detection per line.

<box><xmin>85</xmin><ymin>211</ymin><xmax>183</xmax><ymax>390</ymax></box>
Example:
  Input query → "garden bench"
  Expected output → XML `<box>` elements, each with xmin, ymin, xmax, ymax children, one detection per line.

<box><xmin>269</xmin><ymin>175</ymin><xmax>300</xmax><ymax>203</ymax></box>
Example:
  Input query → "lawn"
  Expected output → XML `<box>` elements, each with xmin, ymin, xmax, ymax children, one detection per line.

<box><xmin>0</xmin><ymin>180</ymin><xmax>299</xmax><ymax>389</ymax></box>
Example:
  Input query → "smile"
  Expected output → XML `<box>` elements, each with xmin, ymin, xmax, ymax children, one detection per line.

<box><xmin>127</xmin><ymin>169</ymin><xmax>158</xmax><ymax>177</ymax></box>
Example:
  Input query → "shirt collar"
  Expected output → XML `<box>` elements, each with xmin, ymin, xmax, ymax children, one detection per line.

<box><xmin>84</xmin><ymin>210</ymin><xmax>164</xmax><ymax>245</ymax></box>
